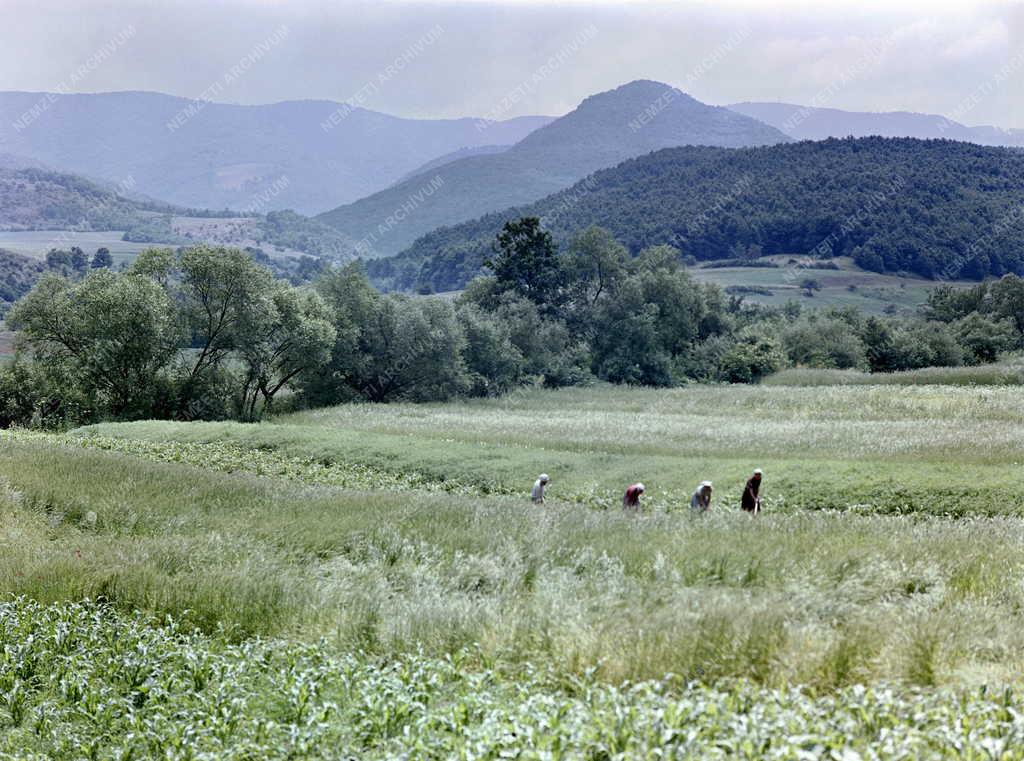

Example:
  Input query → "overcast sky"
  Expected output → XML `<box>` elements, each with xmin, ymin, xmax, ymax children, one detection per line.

<box><xmin>2</xmin><ymin>0</ymin><xmax>1022</xmax><ymax>128</ymax></box>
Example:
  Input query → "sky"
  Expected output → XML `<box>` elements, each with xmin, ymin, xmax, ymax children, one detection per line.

<box><xmin>1</xmin><ymin>0</ymin><xmax>1022</xmax><ymax>128</ymax></box>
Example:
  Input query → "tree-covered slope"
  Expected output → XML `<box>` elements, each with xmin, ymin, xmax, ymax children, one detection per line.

<box><xmin>0</xmin><ymin>165</ymin><xmax>359</xmax><ymax>259</ymax></box>
<box><xmin>317</xmin><ymin>80</ymin><xmax>789</xmax><ymax>257</ymax></box>
<box><xmin>369</xmin><ymin>137</ymin><xmax>1024</xmax><ymax>292</ymax></box>
<box><xmin>0</xmin><ymin>166</ymin><xmax>184</xmax><ymax>231</ymax></box>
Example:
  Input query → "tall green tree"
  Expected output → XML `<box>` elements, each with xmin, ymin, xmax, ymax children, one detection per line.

<box><xmin>91</xmin><ymin>247</ymin><xmax>113</xmax><ymax>269</ymax></box>
<box><xmin>7</xmin><ymin>271</ymin><xmax>180</xmax><ymax>417</ymax></box>
<box><xmin>235</xmin><ymin>285</ymin><xmax>335</xmax><ymax>417</ymax></box>
<box><xmin>563</xmin><ymin>225</ymin><xmax>628</xmax><ymax>310</ymax></box>
<box><xmin>484</xmin><ymin>217</ymin><xmax>564</xmax><ymax>311</ymax></box>
<box><xmin>177</xmin><ymin>245</ymin><xmax>277</xmax><ymax>394</ymax></box>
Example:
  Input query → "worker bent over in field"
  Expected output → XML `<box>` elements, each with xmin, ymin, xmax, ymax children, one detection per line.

<box><xmin>623</xmin><ymin>483</ymin><xmax>645</xmax><ymax>511</ymax></box>
<box><xmin>690</xmin><ymin>481</ymin><xmax>713</xmax><ymax>513</ymax></box>
<box><xmin>741</xmin><ymin>469</ymin><xmax>763</xmax><ymax>514</ymax></box>
<box><xmin>531</xmin><ymin>473</ymin><xmax>550</xmax><ymax>504</ymax></box>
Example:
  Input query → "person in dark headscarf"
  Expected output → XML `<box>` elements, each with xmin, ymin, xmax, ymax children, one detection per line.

<box><xmin>741</xmin><ymin>469</ymin><xmax>762</xmax><ymax>514</ymax></box>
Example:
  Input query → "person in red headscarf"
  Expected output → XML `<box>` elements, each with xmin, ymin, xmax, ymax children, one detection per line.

<box><xmin>623</xmin><ymin>482</ymin><xmax>645</xmax><ymax>511</ymax></box>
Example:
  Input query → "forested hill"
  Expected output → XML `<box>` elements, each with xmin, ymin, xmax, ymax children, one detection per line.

<box><xmin>369</xmin><ymin>137</ymin><xmax>1024</xmax><ymax>293</ymax></box>
<box><xmin>0</xmin><ymin>166</ymin><xmax>189</xmax><ymax>230</ymax></box>
<box><xmin>317</xmin><ymin>80</ymin><xmax>789</xmax><ymax>258</ymax></box>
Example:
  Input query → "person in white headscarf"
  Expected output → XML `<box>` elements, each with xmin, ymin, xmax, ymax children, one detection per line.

<box><xmin>690</xmin><ymin>481</ymin><xmax>713</xmax><ymax>513</ymax></box>
<box><xmin>741</xmin><ymin>469</ymin><xmax>763</xmax><ymax>514</ymax></box>
<box><xmin>531</xmin><ymin>474</ymin><xmax>551</xmax><ymax>504</ymax></box>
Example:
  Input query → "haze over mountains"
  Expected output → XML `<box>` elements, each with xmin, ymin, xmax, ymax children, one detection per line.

<box><xmin>4</xmin><ymin>79</ymin><xmax>1024</xmax><ymax>290</ymax></box>
<box><xmin>370</xmin><ymin>137</ymin><xmax>1024</xmax><ymax>293</ymax></box>
<box><xmin>316</xmin><ymin>80</ymin><xmax>791</xmax><ymax>257</ymax></box>
<box><xmin>0</xmin><ymin>91</ymin><xmax>551</xmax><ymax>214</ymax></box>
<box><xmin>728</xmin><ymin>102</ymin><xmax>1024</xmax><ymax>146</ymax></box>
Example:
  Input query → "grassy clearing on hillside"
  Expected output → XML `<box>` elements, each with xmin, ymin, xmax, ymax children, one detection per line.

<box><xmin>688</xmin><ymin>256</ymin><xmax>959</xmax><ymax>315</ymax></box>
<box><xmin>6</xmin><ymin>597</ymin><xmax>1024</xmax><ymax>760</ymax></box>
<box><xmin>0</xmin><ymin>231</ymin><xmax>149</xmax><ymax>265</ymax></box>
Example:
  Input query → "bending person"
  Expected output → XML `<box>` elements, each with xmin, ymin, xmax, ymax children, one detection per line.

<box><xmin>623</xmin><ymin>482</ymin><xmax>645</xmax><ymax>511</ymax></box>
<box><xmin>531</xmin><ymin>473</ymin><xmax>550</xmax><ymax>504</ymax></box>
<box><xmin>690</xmin><ymin>481</ymin><xmax>713</xmax><ymax>513</ymax></box>
<box><xmin>741</xmin><ymin>469</ymin><xmax>763</xmax><ymax>514</ymax></box>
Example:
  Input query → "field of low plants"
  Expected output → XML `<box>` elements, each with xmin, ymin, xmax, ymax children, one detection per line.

<box><xmin>3</xmin><ymin>383</ymin><xmax>1024</xmax><ymax>756</ymax></box>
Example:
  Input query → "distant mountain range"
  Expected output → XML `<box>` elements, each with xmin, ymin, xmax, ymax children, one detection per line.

<box><xmin>369</xmin><ymin>137</ymin><xmax>1024</xmax><ymax>292</ymax></box>
<box><xmin>316</xmin><ymin>80</ymin><xmax>791</xmax><ymax>258</ymax></box>
<box><xmin>727</xmin><ymin>102</ymin><xmax>1024</xmax><ymax>146</ymax></box>
<box><xmin>0</xmin><ymin>91</ymin><xmax>552</xmax><ymax>214</ymax></box>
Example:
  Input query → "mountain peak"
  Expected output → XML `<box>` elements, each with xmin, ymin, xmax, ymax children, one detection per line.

<box><xmin>317</xmin><ymin>81</ymin><xmax>790</xmax><ymax>257</ymax></box>
<box><xmin>512</xmin><ymin>80</ymin><xmax>787</xmax><ymax>158</ymax></box>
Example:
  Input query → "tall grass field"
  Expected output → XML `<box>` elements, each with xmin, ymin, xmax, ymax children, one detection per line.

<box><xmin>4</xmin><ymin>384</ymin><xmax>1024</xmax><ymax>757</ymax></box>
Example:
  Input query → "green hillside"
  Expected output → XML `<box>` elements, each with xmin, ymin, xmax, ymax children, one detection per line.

<box><xmin>0</xmin><ymin>166</ymin><xmax>355</xmax><ymax>260</ymax></box>
<box><xmin>370</xmin><ymin>137</ymin><xmax>1024</xmax><ymax>293</ymax></box>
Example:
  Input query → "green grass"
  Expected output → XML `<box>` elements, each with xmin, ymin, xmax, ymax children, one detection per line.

<box><xmin>4</xmin><ymin>383</ymin><xmax>1024</xmax><ymax>755</ymax></box>
<box><xmin>766</xmin><ymin>359</ymin><xmax>1024</xmax><ymax>386</ymax></box>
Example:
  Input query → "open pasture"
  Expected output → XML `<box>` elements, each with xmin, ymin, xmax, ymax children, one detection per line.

<box><xmin>688</xmin><ymin>256</ymin><xmax>959</xmax><ymax>315</ymax></box>
<box><xmin>4</xmin><ymin>383</ymin><xmax>1024</xmax><ymax>756</ymax></box>
<box><xmin>0</xmin><ymin>231</ymin><xmax>150</xmax><ymax>265</ymax></box>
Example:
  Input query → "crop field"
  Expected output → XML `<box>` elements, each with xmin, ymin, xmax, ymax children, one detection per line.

<box><xmin>0</xmin><ymin>231</ymin><xmax>151</xmax><ymax>265</ymax></box>
<box><xmin>4</xmin><ymin>384</ymin><xmax>1024</xmax><ymax>757</ymax></box>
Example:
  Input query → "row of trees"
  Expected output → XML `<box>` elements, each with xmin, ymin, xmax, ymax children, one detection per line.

<box><xmin>3</xmin><ymin>246</ymin><xmax>334</xmax><ymax>426</ymax></box>
<box><xmin>3</xmin><ymin>221</ymin><xmax>1024</xmax><ymax>428</ymax></box>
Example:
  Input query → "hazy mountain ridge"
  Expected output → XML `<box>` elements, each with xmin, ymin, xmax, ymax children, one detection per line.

<box><xmin>728</xmin><ymin>102</ymin><xmax>1024</xmax><ymax>146</ymax></box>
<box><xmin>0</xmin><ymin>90</ymin><xmax>551</xmax><ymax>214</ymax></box>
<box><xmin>316</xmin><ymin>80</ymin><xmax>791</xmax><ymax>257</ymax></box>
<box><xmin>391</xmin><ymin>144</ymin><xmax>513</xmax><ymax>186</ymax></box>
<box><xmin>369</xmin><ymin>137</ymin><xmax>1024</xmax><ymax>292</ymax></box>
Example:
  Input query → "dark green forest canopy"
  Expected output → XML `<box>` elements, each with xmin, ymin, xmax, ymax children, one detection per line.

<box><xmin>370</xmin><ymin>137</ymin><xmax>1024</xmax><ymax>293</ymax></box>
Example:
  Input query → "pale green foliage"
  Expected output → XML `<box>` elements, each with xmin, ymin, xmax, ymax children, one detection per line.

<box><xmin>719</xmin><ymin>330</ymin><xmax>785</xmax><ymax>383</ymax></box>
<box><xmin>8</xmin><ymin>598</ymin><xmax>1024</xmax><ymax>759</ymax></box>
<box><xmin>7</xmin><ymin>270</ymin><xmax>181</xmax><ymax>417</ymax></box>
<box><xmin>234</xmin><ymin>285</ymin><xmax>336</xmax><ymax>416</ymax></box>
<box><xmin>455</xmin><ymin>303</ymin><xmax>525</xmax><ymax>396</ymax></box>
<box><xmin>782</xmin><ymin>314</ymin><xmax>869</xmax><ymax>370</ymax></box>
<box><xmin>309</xmin><ymin>264</ymin><xmax>469</xmax><ymax>403</ymax></box>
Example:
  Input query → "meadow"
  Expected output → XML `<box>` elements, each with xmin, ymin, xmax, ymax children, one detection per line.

<box><xmin>0</xmin><ymin>231</ymin><xmax>149</xmax><ymax>266</ymax></box>
<box><xmin>688</xmin><ymin>256</ymin><xmax>957</xmax><ymax>316</ymax></box>
<box><xmin>4</xmin><ymin>384</ymin><xmax>1024</xmax><ymax>756</ymax></box>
